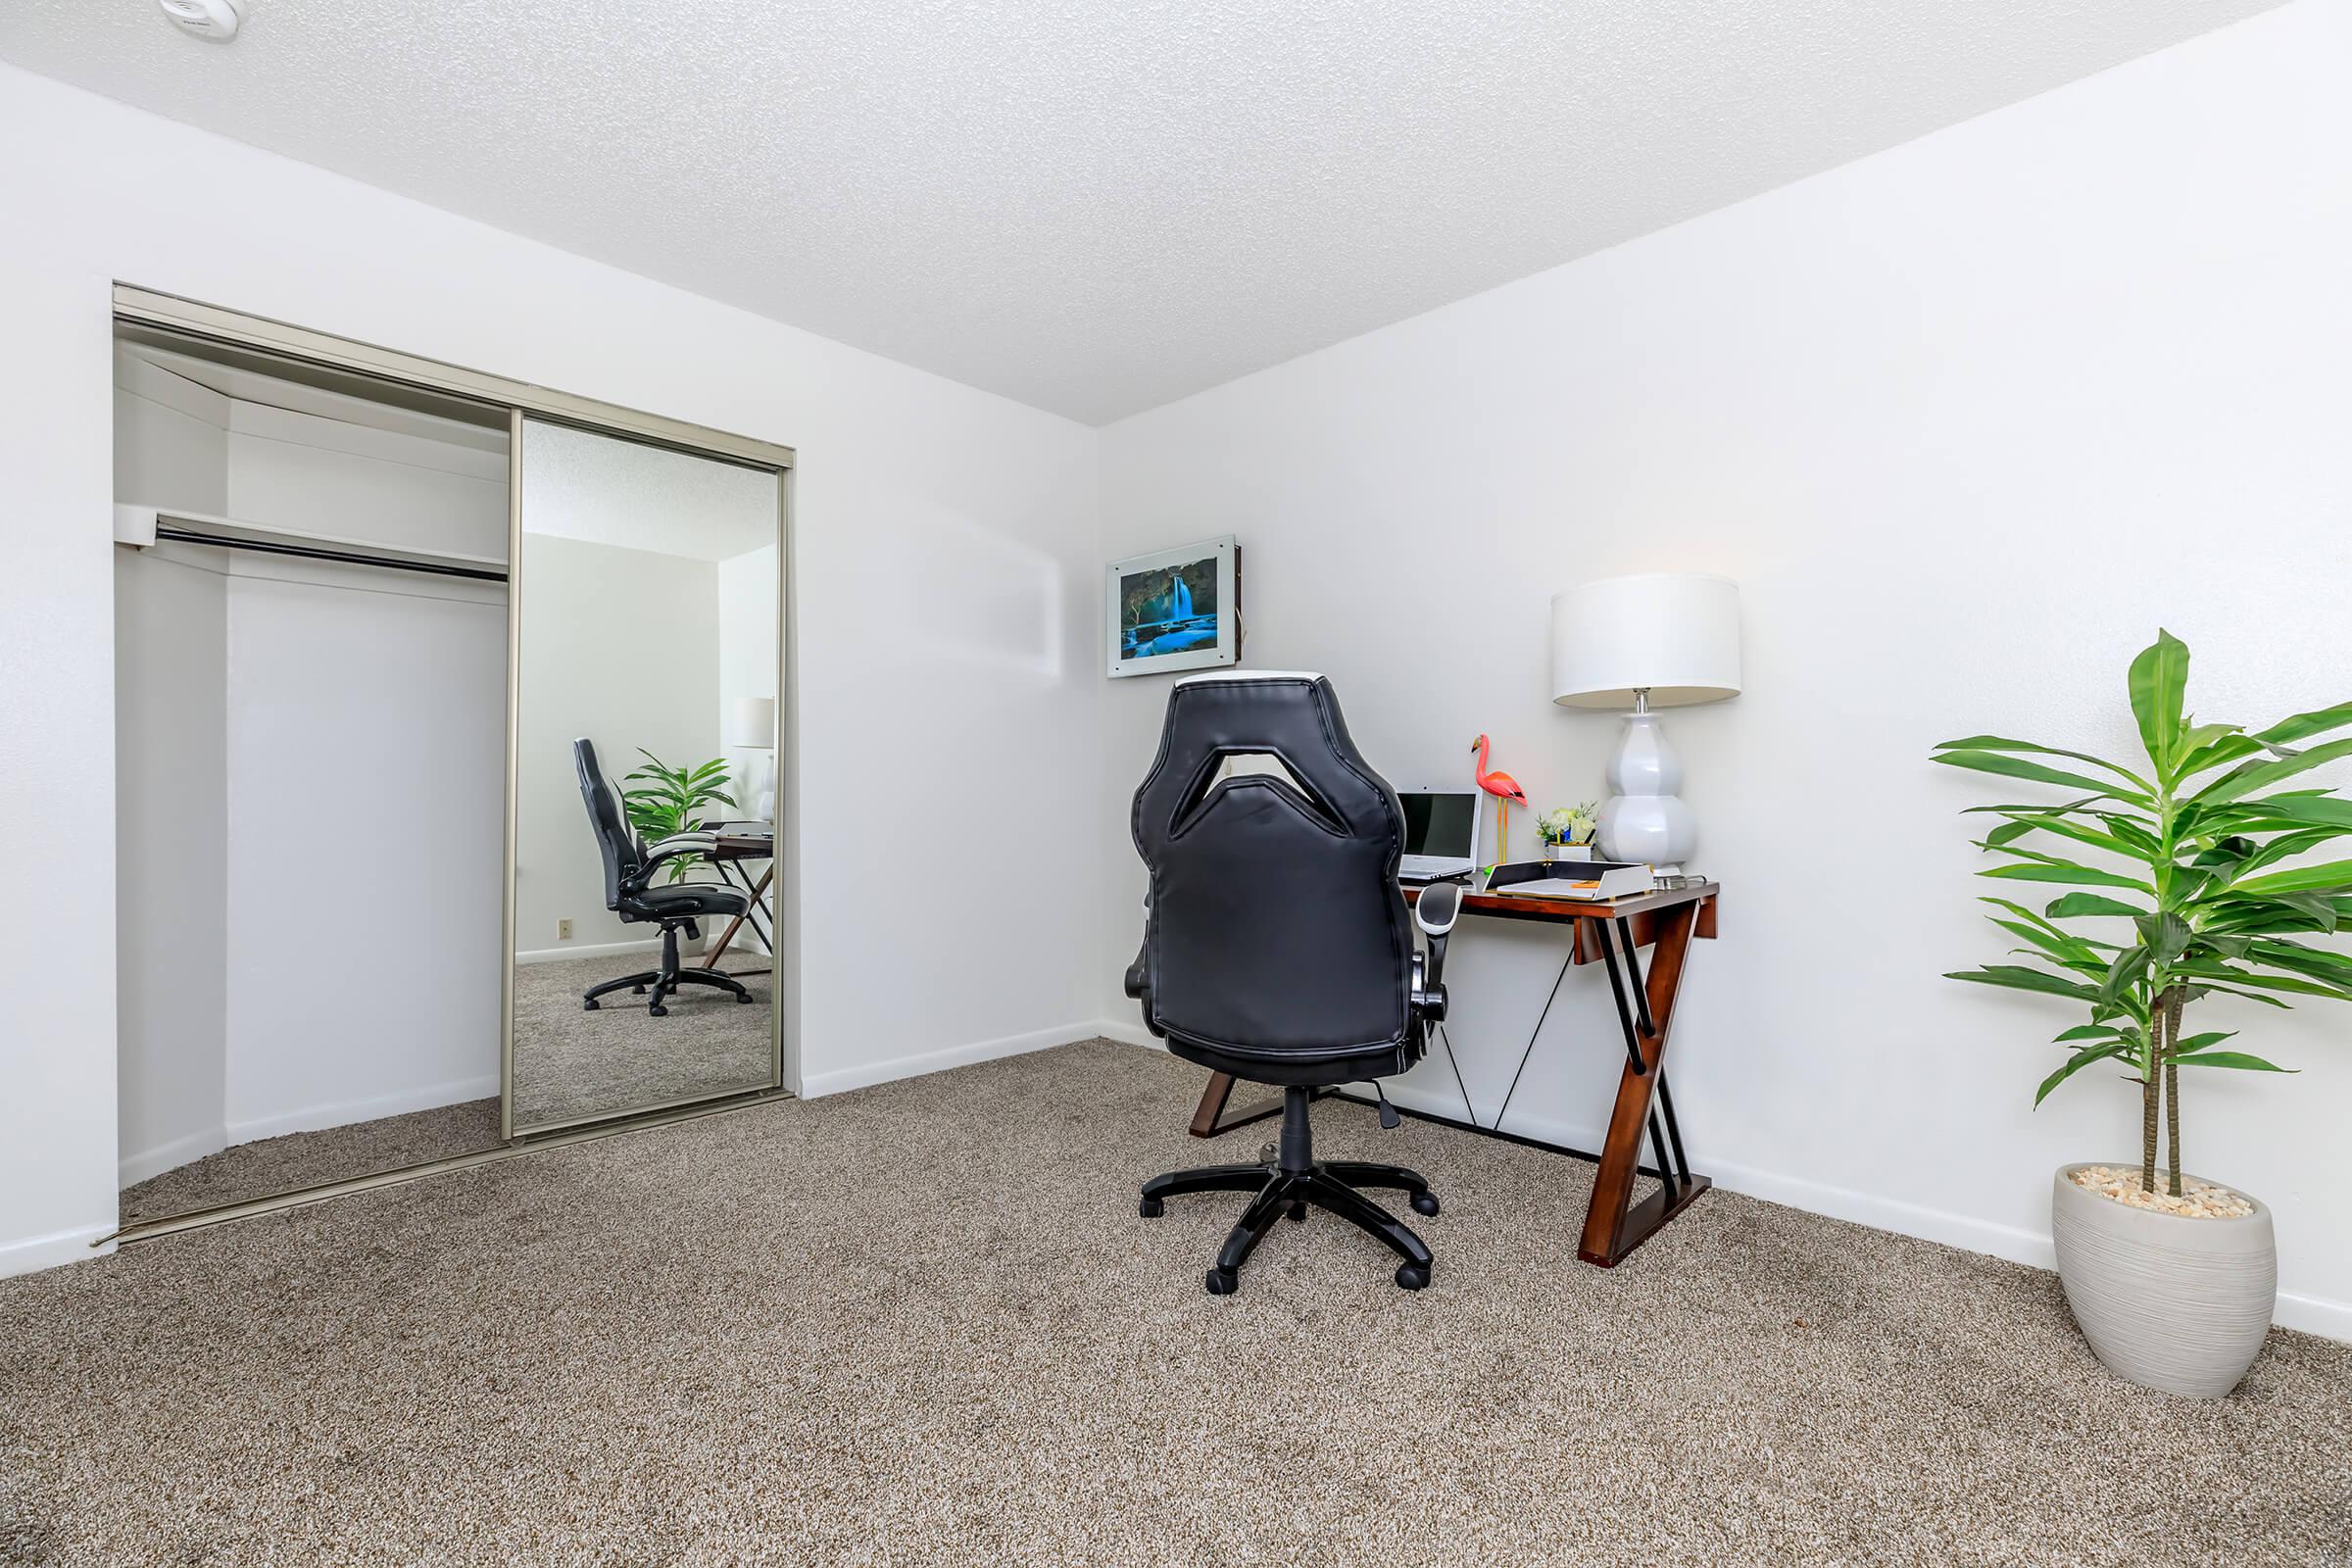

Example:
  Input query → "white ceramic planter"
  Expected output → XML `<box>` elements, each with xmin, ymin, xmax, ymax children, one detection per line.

<box><xmin>2050</xmin><ymin>1162</ymin><xmax>2276</xmax><ymax>1398</ymax></box>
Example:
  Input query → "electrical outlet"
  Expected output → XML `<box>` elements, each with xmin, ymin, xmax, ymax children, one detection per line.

<box><xmin>558</xmin><ymin>918</ymin><xmax>572</xmax><ymax>941</ymax></box>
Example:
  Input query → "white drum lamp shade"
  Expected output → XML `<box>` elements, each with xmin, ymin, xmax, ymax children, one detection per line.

<box><xmin>731</xmin><ymin>696</ymin><xmax>777</xmax><ymax>822</ymax></box>
<box><xmin>730</xmin><ymin>696</ymin><xmax>776</xmax><ymax>748</ymax></box>
<box><xmin>1549</xmin><ymin>574</ymin><xmax>1740</xmax><ymax>871</ymax></box>
<box><xmin>1550</xmin><ymin>573</ymin><xmax>1741</xmax><ymax>710</ymax></box>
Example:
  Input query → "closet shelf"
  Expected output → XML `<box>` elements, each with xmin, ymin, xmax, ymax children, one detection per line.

<box><xmin>115</xmin><ymin>504</ymin><xmax>509</xmax><ymax>583</ymax></box>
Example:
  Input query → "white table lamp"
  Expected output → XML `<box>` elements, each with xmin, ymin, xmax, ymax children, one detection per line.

<box><xmin>731</xmin><ymin>696</ymin><xmax>777</xmax><ymax>823</ymax></box>
<box><xmin>1549</xmin><ymin>573</ymin><xmax>1740</xmax><ymax>873</ymax></box>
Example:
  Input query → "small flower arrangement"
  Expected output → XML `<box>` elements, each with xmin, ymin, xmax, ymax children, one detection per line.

<box><xmin>1537</xmin><ymin>803</ymin><xmax>1598</xmax><ymax>848</ymax></box>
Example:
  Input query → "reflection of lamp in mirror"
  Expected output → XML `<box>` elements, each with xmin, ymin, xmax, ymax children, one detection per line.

<box><xmin>1549</xmin><ymin>573</ymin><xmax>1740</xmax><ymax>875</ymax></box>
<box><xmin>732</xmin><ymin>696</ymin><xmax>777</xmax><ymax>822</ymax></box>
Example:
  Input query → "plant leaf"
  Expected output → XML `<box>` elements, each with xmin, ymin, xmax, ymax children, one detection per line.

<box><xmin>2036</xmin><ymin>1041</ymin><xmax>2133</xmax><ymax>1105</ymax></box>
<box><xmin>2134</xmin><ymin>911</ymin><xmax>2191</xmax><ymax>967</ymax></box>
<box><xmin>2240</xmin><ymin>796</ymin><xmax>2352</xmax><ymax>832</ymax></box>
<box><xmin>2230</xmin><ymin>859</ymin><xmax>2352</xmax><ymax>898</ymax></box>
<box><xmin>2045</xmin><ymin>892</ymin><xmax>2148</xmax><ymax>919</ymax></box>
<box><xmin>1934</xmin><ymin>750</ymin><xmax>2152</xmax><ymax>806</ymax></box>
<box><xmin>2256</xmin><ymin>701</ymin><xmax>2352</xmax><ymax>749</ymax></box>
<box><xmin>2194</xmin><ymin>738</ymin><xmax>2352</xmax><ymax>808</ymax></box>
<box><xmin>2127</xmin><ymin>629</ymin><xmax>2189</xmax><ymax>774</ymax></box>
<box><xmin>1946</xmin><ymin>965</ymin><xmax>2102</xmax><ymax>1003</ymax></box>
<box><xmin>2175</xmin><ymin>961</ymin><xmax>2352</xmax><ymax>1002</ymax></box>
<box><xmin>1982</xmin><ymin>861</ymin><xmax>2152</xmax><ymax>891</ymax></box>
<box><xmin>2172</xmin><ymin>1050</ymin><xmax>2292</xmax><ymax>1073</ymax></box>
<box><xmin>1935</xmin><ymin>736</ymin><xmax>2151</xmax><ymax>790</ymax></box>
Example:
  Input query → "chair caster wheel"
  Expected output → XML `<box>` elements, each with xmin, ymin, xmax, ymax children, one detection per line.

<box><xmin>1395</xmin><ymin>1263</ymin><xmax>1431</xmax><ymax>1291</ymax></box>
<box><xmin>1138</xmin><ymin>1198</ymin><xmax>1164</xmax><ymax>1218</ymax></box>
<box><xmin>1204</xmin><ymin>1267</ymin><xmax>1238</xmax><ymax>1296</ymax></box>
<box><xmin>736</xmin><ymin>992</ymin><xmax>754</xmax><ymax>1004</ymax></box>
<box><xmin>632</xmin><ymin>984</ymin><xmax>646</xmax><ymax>995</ymax></box>
<box><xmin>648</xmin><ymin>1004</ymin><xmax>668</xmax><ymax>1017</ymax></box>
<box><xmin>1286</xmin><ymin>1201</ymin><xmax>1307</xmax><ymax>1223</ymax></box>
<box><xmin>582</xmin><ymin>1000</ymin><xmax>599</xmax><ymax>1011</ymax></box>
<box><xmin>1411</xmin><ymin>1192</ymin><xmax>1441</xmax><ymax>1217</ymax></box>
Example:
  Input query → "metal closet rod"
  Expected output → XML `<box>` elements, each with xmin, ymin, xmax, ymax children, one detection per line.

<box><xmin>154</xmin><ymin>524</ymin><xmax>510</xmax><ymax>584</ymax></box>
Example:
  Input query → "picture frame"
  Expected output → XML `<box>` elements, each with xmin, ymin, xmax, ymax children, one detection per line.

<box><xmin>1106</xmin><ymin>534</ymin><xmax>1240</xmax><ymax>678</ymax></box>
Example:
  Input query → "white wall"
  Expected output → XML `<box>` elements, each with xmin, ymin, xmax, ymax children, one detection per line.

<box><xmin>1097</xmin><ymin>0</ymin><xmax>2352</xmax><ymax>1337</ymax></box>
<box><xmin>515</xmin><ymin>532</ymin><xmax>720</xmax><ymax>956</ymax></box>
<box><xmin>0</xmin><ymin>63</ymin><xmax>1102</xmax><ymax>1274</ymax></box>
<box><xmin>113</xmin><ymin>548</ymin><xmax>227</xmax><ymax>1186</ymax></box>
<box><xmin>717</xmin><ymin>543</ymin><xmax>781</xmax><ymax>835</ymax></box>
<box><xmin>220</xmin><ymin>569</ymin><xmax>508</xmax><ymax>1138</ymax></box>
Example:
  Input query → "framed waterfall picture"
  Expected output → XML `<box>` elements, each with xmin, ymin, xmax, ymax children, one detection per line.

<box><xmin>1106</xmin><ymin>535</ymin><xmax>1241</xmax><ymax>678</ymax></box>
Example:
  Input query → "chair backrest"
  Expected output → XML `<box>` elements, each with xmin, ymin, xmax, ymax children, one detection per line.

<box><xmin>574</xmin><ymin>738</ymin><xmax>642</xmax><ymax>911</ymax></box>
<box><xmin>1129</xmin><ymin>672</ymin><xmax>1413</xmax><ymax>1059</ymax></box>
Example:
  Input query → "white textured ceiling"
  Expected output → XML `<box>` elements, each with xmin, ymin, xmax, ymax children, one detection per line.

<box><xmin>3</xmin><ymin>1</ymin><xmax>2282</xmax><ymax>423</ymax></box>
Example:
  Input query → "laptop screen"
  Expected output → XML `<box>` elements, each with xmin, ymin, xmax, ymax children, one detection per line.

<box><xmin>1399</xmin><ymin>791</ymin><xmax>1478</xmax><ymax>858</ymax></box>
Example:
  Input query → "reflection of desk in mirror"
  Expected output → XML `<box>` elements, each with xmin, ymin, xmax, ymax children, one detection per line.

<box><xmin>704</xmin><ymin>825</ymin><xmax>775</xmax><ymax>970</ymax></box>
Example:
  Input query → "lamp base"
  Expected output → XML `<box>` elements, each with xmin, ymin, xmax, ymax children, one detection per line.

<box><xmin>1595</xmin><ymin>711</ymin><xmax>1697</xmax><ymax>868</ymax></box>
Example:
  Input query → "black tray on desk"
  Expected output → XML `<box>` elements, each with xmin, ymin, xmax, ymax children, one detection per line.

<box><xmin>1483</xmin><ymin>858</ymin><xmax>1655</xmax><ymax>896</ymax></box>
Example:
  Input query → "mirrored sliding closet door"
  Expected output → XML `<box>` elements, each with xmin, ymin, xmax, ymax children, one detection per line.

<box><xmin>506</xmin><ymin>417</ymin><xmax>785</xmax><ymax>1135</ymax></box>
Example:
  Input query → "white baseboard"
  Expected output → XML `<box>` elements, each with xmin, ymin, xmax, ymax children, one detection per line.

<box><xmin>0</xmin><ymin>1222</ymin><xmax>115</xmax><ymax>1280</ymax></box>
<box><xmin>799</xmin><ymin>1021</ymin><xmax>1109</xmax><ymax>1100</ymax></box>
<box><xmin>119</xmin><ymin>1123</ymin><xmax>229</xmax><ymax>1189</ymax></box>
<box><xmin>1091</xmin><ymin>1018</ymin><xmax>1160</xmax><ymax>1051</ymax></box>
<box><xmin>1094</xmin><ymin>1030</ymin><xmax>2352</xmax><ymax>1345</ymax></box>
<box><xmin>225</xmin><ymin>1073</ymin><xmax>500</xmax><ymax>1146</ymax></box>
<box><xmin>516</xmin><ymin>938</ymin><xmax>662</xmax><ymax>965</ymax></box>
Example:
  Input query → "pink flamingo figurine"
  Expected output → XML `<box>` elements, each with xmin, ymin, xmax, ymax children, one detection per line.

<box><xmin>1471</xmin><ymin>734</ymin><xmax>1528</xmax><ymax>862</ymax></box>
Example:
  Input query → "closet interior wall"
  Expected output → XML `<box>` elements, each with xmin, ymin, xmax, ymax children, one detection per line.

<box><xmin>113</xmin><ymin>339</ymin><xmax>509</xmax><ymax>1195</ymax></box>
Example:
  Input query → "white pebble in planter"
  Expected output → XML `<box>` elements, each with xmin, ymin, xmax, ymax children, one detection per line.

<box><xmin>2051</xmin><ymin>1163</ymin><xmax>2276</xmax><ymax>1398</ymax></box>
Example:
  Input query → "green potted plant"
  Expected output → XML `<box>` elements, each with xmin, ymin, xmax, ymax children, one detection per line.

<box><xmin>1537</xmin><ymin>802</ymin><xmax>1599</xmax><ymax>862</ymax></box>
<box><xmin>620</xmin><ymin>751</ymin><xmax>735</xmax><ymax>883</ymax></box>
<box><xmin>1935</xmin><ymin>630</ymin><xmax>2352</xmax><ymax>1396</ymax></box>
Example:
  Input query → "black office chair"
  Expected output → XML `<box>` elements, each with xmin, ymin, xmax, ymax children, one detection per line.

<box><xmin>573</xmin><ymin>737</ymin><xmax>755</xmax><ymax>1018</ymax></box>
<box><xmin>1126</xmin><ymin>672</ymin><xmax>1460</xmax><ymax>1295</ymax></box>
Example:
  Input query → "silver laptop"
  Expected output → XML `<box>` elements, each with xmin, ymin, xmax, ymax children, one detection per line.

<box><xmin>1396</xmin><ymin>789</ymin><xmax>1484</xmax><ymax>883</ymax></box>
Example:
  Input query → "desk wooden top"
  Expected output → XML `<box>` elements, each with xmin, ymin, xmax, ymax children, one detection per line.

<box><xmin>1403</xmin><ymin>879</ymin><xmax>1718</xmax><ymax>961</ymax></box>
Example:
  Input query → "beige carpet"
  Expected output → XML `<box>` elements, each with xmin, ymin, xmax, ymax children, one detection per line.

<box><xmin>510</xmin><ymin>948</ymin><xmax>776</xmax><ymax>1129</ymax></box>
<box><xmin>9</xmin><ymin>1041</ymin><xmax>2347</xmax><ymax>1567</ymax></box>
<box><xmin>119</xmin><ymin>1098</ymin><xmax>503</xmax><ymax>1225</ymax></box>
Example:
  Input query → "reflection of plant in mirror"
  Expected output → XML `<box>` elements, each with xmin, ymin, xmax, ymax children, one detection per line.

<box><xmin>622</xmin><ymin>751</ymin><xmax>735</xmax><ymax>882</ymax></box>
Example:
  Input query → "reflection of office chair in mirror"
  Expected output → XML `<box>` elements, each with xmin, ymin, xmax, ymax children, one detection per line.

<box><xmin>573</xmin><ymin>737</ymin><xmax>755</xmax><ymax>1017</ymax></box>
<box><xmin>1126</xmin><ymin>672</ymin><xmax>1453</xmax><ymax>1295</ymax></box>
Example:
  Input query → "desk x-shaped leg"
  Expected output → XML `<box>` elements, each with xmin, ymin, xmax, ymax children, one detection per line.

<box><xmin>1581</xmin><ymin>902</ymin><xmax>1710</xmax><ymax>1266</ymax></box>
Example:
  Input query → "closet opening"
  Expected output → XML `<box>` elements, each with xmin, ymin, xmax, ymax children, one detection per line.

<box><xmin>113</xmin><ymin>322</ymin><xmax>514</xmax><ymax>1227</ymax></box>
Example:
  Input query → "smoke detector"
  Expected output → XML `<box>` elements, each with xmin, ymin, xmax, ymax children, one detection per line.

<box><xmin>160</xmin><ymin>0</ymin><xmax>244</xmax><ymax>41</ymax></box>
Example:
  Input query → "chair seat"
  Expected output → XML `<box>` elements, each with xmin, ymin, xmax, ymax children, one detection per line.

<box><xmin>622</xmin><ymin>881</ymin><xmax>750</xmax><ymax>921</ymax></box>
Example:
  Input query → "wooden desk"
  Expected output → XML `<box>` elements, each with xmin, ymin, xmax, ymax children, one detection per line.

<box><xmin>1185</xmin><ymin>880</ymin><xmax>1720</xmax><ymax>1268</ymax></box>
<box><xmin>703</xmin><ymin>830</ymin><xmax>774</xmax><ymax>969</ymax></box>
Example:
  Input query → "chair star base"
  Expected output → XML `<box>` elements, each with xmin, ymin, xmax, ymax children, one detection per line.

<box><xmin>1140</xmin><ymin>1087</ymin><xmax>1438</xmax><ymax>1294</ymax></box>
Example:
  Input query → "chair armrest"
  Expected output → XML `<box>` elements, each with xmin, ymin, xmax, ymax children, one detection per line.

<box><xmin>1411</xmin><ymin>881</ymin><xmax>1462</xmax><ymax>1021</ymax></box>
<box><xmin>625</xmin><ymin>831</ymin><xmax>719</xmax><ymax>892</ymax></box>
<box><xmin>1124</xmin><ymin>938</ymin><xmax>1165</xmax><ymax>1039</ymax></box>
